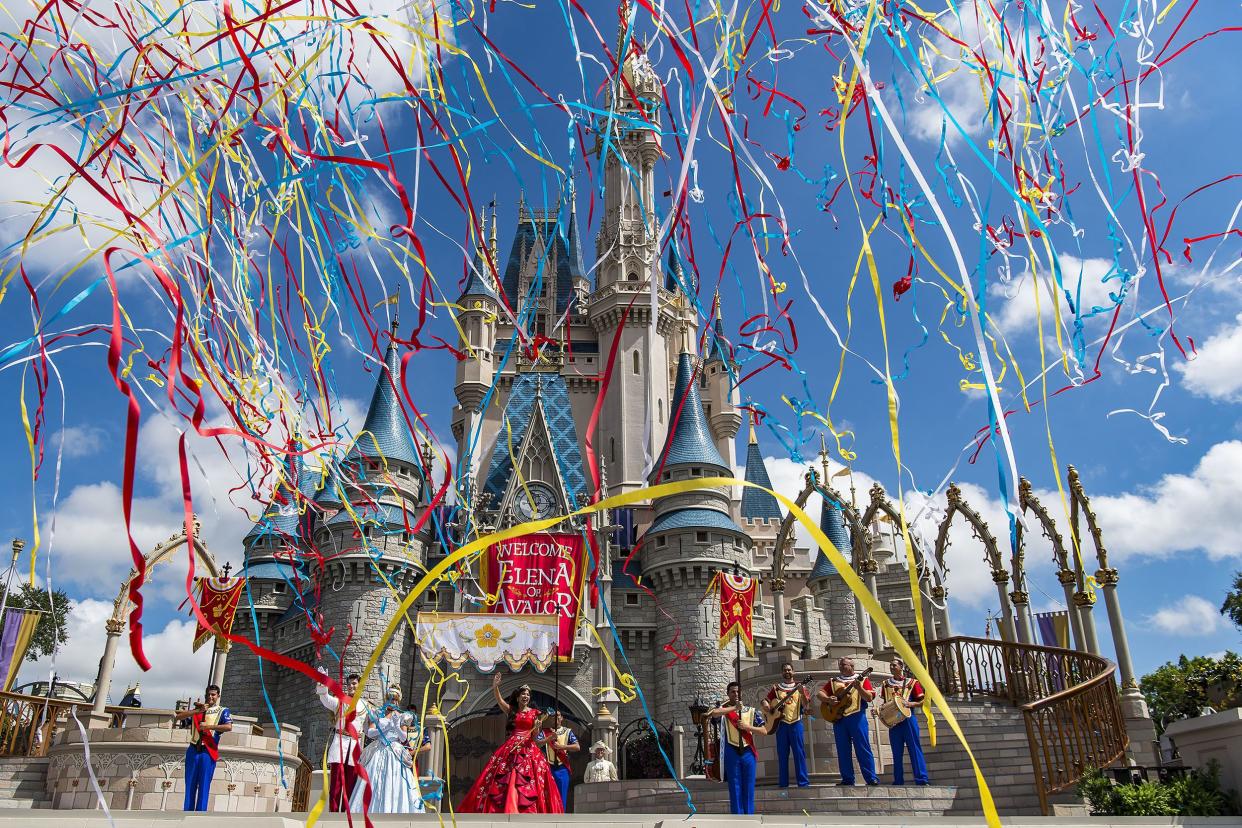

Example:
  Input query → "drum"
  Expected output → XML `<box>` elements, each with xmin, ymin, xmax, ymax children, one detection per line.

<box><xmin>878</xmin><ymin>699</ymin><xmax>909</xmax><ymax>728</ymax></box>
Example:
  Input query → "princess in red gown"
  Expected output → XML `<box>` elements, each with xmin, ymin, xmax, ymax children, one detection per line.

<box><xmin>459</xmin><ymin>675</ymin><xmax>565</xmax><ymax>814</ymax></box>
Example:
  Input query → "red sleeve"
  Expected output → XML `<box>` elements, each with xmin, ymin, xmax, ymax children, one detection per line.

<box><xmin>910</xmin><ymin>681</ymin><xmax>925</xmax><ymax>700</ymax></box>
<box><xmin>765</xmin><ymin>687</ymin><xmax>777</xmax><ymax>701</ymax></box>
<box><xmin>801</xmin><ymin>686</ymin><xmax>812</xmax><ymax>701</ymax></box>
<box><xmin>820</xmin><ymin>681</ymin><xmax>832</xmax><ymax>695</ymax></box>
<box><xmin>861</xmin><ymin>679</ymin><xmax>873</xmax><ymax>692</ymax></box>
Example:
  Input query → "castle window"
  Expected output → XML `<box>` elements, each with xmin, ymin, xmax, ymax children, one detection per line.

<box><xmin>696</xmin><ymin>532</ymin><xmax>708</xmax><ymax>544</ymax></box>
<box><xmin>628</xmin><ymin>271</ymin><xmax>639</xmax><ymax>282</ymax></box>
<box><xmin>690</xmin><ymin>467</ymin><xmax>700</xmax><ymax>476</ymax></box>
<box><xmin>658</xmin><ymin>399</ymin><xmax>663</xmax><ymax>423</ymax></box>
<box><xmin>656</xmin><ymin>535</ymin><xmax>666</xmax><ymax>548</ymax></box>
<box><xmin>626</xmin><ymin>593</ymin><xmax>640</xmax><ymax>607</ymax></box>
<box><xmin>272</xmin><ymin>582</ymin><xmax>286</xmax><ymax>595</ymax></box>
<box><xmin>610</xmin><ymin>437</ymin><xmax>616</xmax><ymax>463</ymax></box>
<box><xmin>632</xmin><ymin>350</ymin><xmax>641</xmax><ymax>374</ymax></box>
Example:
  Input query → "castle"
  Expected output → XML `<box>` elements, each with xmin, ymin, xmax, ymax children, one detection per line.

<box><xmin>221</xmin><ymin>39</ymin><xmax>945</xmax><ymax>781</ymax></box>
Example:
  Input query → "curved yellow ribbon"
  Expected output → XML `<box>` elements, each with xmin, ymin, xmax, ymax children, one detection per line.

<box><xmin>310</xmin><ymin>476</ymin><xmax>1000</xmax><ymax>828</ymax></box>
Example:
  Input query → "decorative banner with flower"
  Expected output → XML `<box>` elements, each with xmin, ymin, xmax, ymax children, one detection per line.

<box><xmin>191</xmin><ymin>577</ymin><xmax>246</xmax><ymax>652</ymax></box>
<box><xmin>479</xmin><ymin>533</ymin><xmax>586</xmax><ymax>659</ymax></box>
<box><xmin>703</xmin><ymin>571</ymin><xmax>757</xmax><ymax>656</ymax></box>
<box><xmin>414</xmin><ymin>612</ymin><xmax>559</xmax><ymax>673</ymax></box>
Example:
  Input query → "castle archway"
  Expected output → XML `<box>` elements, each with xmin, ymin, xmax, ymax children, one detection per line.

<box><xmin>90</xmin><ymin>516</ymin><xmax>223</xmax><ymax>718</ymax></box>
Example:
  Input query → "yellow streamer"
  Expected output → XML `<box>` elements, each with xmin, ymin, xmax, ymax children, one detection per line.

<box><xmin>310</xmin><ymin>476</ymin><xmax>1000</xmax><ymax>828</ymax></box>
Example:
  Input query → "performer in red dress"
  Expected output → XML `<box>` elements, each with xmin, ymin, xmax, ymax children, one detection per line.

<box><xmin>459</xmin><ymin>674</ymin><xmax>565</xmax><ymax>814</ymax></box>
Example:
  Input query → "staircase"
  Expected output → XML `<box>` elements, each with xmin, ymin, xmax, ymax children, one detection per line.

<box><xmin>0</xmin><ymin>758</ymin><xmax>51</xmax><ymax>809</ymax></box>
<box><xmin>926</xmin><ymin>636</ymin><xmax>1130</xmax><ymax>814</ymax></box>
<box><xmin>924</xmin><ymin>698</ymin><xmax>1080</xmax><ymax>814</ymax></box>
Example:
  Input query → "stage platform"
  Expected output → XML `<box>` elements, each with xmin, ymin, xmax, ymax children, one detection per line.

<box><xmin>0</xmin><ymin>813</ymin><xmax>1237</xmax><ymax>827</ymax></box>
<box><xmin>572</xmin><ymin>779</ymin><xmax>959</xmax><ymax>815</ymax></box>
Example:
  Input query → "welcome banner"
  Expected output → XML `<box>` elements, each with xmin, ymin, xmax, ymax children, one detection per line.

<box><xmin>480</xmin><ymin>533</ymin><xmax>585</xmax><ymax>659</ymax></box>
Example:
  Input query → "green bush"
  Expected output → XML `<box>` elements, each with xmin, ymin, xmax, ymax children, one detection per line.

<box><xmin>1077</xmin><ymin>763</ymin><xmax>1240</xmax><ymax>817</ymax></box>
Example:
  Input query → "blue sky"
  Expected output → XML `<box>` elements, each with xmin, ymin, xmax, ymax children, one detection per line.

<box><xmin>0</xmin><ymin>1</ymin><xmax>1239</xmax><ymax>707</ymax></box>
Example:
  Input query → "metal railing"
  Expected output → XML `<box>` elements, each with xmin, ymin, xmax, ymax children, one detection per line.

<box><xmin>0</xmin><ymin>691</ymin><xmax>164</xmax><ymax>758</ymax></box>
<box><xmin>926</xmin><ymin>636</ymin><xmax>1128</xmax><ymax>814</ymax></box>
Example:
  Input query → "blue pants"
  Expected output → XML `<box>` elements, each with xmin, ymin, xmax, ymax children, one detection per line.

<box><xmin>833</xmin><ymin>710</ymin><xmax>877</xmax><ymax>785</ymax></box>
<box><xmin>889</xmin><ymin>714</ymin><xmax>929</xmax><ymax>785</ymax></box>
<box><xmin>184</xmin><ymin>745</ymin><xmax>217</xmax><ymax>811</ymax></box>
<box><xmin>551</xmin><ymin>765</ymin><xmax>571</xmax><ymax>807</ymax></box>
<box><xmin>722</xmin><ymin>745</ymin><xmax>756</xmax><ymax>814</ymax></box>
<box><xmin>775</xmin><ymin>720</ymin><xmax>809</xmax><ymax>787</ymax></box>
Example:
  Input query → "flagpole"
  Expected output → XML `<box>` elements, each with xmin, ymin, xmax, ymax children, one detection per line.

<box><xmin>0</xmin><ymin>539</ymin><xmax>24</xmax><ymax>628</ymax></box>
<box><xmin>732</xmin><ymin>557</ymin><xmax>741</xmax><ymax>691</ymax></box>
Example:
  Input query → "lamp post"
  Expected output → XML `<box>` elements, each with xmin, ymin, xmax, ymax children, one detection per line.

<box><xmin>689</xmin><ymin>698</ymin><xmax>708</xmax><ymax>776</ymax></box>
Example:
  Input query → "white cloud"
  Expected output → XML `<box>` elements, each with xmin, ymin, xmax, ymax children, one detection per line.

<box><xmin>988</xmin><ymin>255</ymin><xmax>1123</xmax><ymax>337</ymax></box>
<box><xmin>1174</xmin><ymin>313</ymin><xmax>1242</xmax><ymax>402</ymax></box>
<box><xmin>54</xmin><ymin>425</ymin><xmax>108</xmax><ymax>459</ymax></box>
<box><xmin>21</xmin><ymin>596</ymin><xmax>212</xmax><ymax>710</ymax></box>
<box><xmin>1148</xmin><ymin>595</ymin><xmax>1224</xmax><ymax>637</ymax></box>
<box><xmin>1087</xmin><ymin>440</ymin><xmax>1242</xmax><ymax>562</ymax></box>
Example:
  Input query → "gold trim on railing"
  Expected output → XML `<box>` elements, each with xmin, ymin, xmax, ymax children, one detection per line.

<box><xmin>927</xmin><ymin>636</ymin><xmax>1128</xmax><ymax>815</ymax></box>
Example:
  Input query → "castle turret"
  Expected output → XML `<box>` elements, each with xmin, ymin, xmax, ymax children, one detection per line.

<box><xmin>642</xmin><ymin>348</ymin><xmax>753</xmax><ymax>730</ymax></box>
<box><xmin>453</xmin><ymin>204</ymin><xmax>501</xmax><ymax>467</ymax></box>
<box><xmin>809</xmin><ymin>489</ymin><xmax>863</xmax><ymax>649</ymax></box>
<box><xmin>702</xmin><ymin>295</ymin><xmax>741</xmax><ymax>493</ymax></box>
<box><xmin>225</xmin><ymin>327</ymin><xmax>430</xmax><ymax>760</ymax></box>
<box><xmin>740</xmin><ymin>424</ymin><xmax>783</xmax><ymax>573</ymax></box>
<box><xmin>589</xmin><ymin>13</ymin><xmax>679</xmax><ymax>497</ymax></box>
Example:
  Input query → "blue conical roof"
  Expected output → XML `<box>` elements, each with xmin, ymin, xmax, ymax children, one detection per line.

<box><xmin>664</xmin><ymin>244</ymin><xmax>684</xmax><ymax>293</ymax></box>
<box><xmin>347</xmin><ymin>335</ymin><xmax>419</xmax><ymax>467</ymax></box>
<box><xmin>809</xmin><ymin>494</ymin><xmax>851</xmax><ymax>580</ymax></box>
<box><xmin>656</xmin><ymin>352</ymin><xmax>728</xmax><ymax>470</ymax></box>
<box><xmin>458</xmin><ymin>252</ymin><xmax>500</xmax><ymax>302</ymax></box>
<box><xmin>245</xmin><ymin>446</ymin><xmax>315</xmax><ymax>543</ymax></box>
<box><xmin>740</xmin><ymin>430</ymin><xmax>782</xmax><ymax>521</ymax></box>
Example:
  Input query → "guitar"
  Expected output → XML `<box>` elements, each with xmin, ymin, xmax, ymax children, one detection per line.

<box><xmin>767</xmin><ymin>678</ymin><xmax>812</xmax><ymax>720</ymax></box>
<box><xmin>191</xmin><ymin>707</ymin><xmax>221</xmax><ymax>761</ymax></box>
<box><xmin>819</xmin><ymin>667</ymin><xmax>874</xmax><ymax>723</ymax></box>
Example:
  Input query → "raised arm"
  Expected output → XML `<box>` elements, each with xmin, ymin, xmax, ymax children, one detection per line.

<box><xmin>315</xmin><ymin>668</ymin><xmax>340</xmax><ymax>712</ymax></box>
<box><xmin>492</xmin><ymin>673</ymin><xmax>511</xmax><ymax>715</ymax></box>
<box><xmin>171</xmin><ymin>700</ymin><xmax>204</xmax><ymax>723</ymax></box>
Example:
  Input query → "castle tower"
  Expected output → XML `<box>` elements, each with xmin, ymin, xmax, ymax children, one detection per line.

<box><xmin>452</xmin><ymin>204</ymin><xmax>501</xmax><ymax>470</ymax></box>
<box><xmin>808</xmin><ymin>491</ymin><xmax>864</xmax><ymax>651</ymax></box>
<box><xmin>223</xmin><ymin>444</ymin><xmax>317</xmax><ymax>719</ymax></box>
<box><xmin>589</xmin><ymin>13</ymin><xmax>679</xmax><ymax>498</ymax></box>
<box><xmin>702</xmin><ymin>296</ymin><xmax>741</xmax><ymax>490</ymax></box>
<box><xmin>224</xmin><ymin>326</ymin><xmax>432</xmax><ymax>759</ymax></box>
<box><xmin>740</xmin><ymin>424</ymin><xmax>783</xmax><ymax>578</ymax></box>
<box><xmin>642</xmin><ymin>348</ymin><xmax>753</xmax><ymax>729</ymax></box>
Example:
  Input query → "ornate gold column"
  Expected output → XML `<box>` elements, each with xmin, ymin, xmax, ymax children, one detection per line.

<box><xmin>859</xmin><ymin>558</ymin><xmax>882</xmax><ymax>650</ymax></box>
<box><xmin>930</xmin><ymin>584</ymin><xmax>952</xmax><ymax>638</ymax></box>
<box><xmin>91</xmin><ymin>618</ymin><xmax>126</xmax><ymax>721</ymax></box>
<box><xmin>991</xmin><ymin>568</ymin><xmax>1016</xmax><ymax>643</ymax></box>
<box><xmin>770</xmin><ymin>575</ymin><xmax>788</xmax><ymax>649</ymax></box>
<box><xmin>1056</xmin><ymin>569</ymin><xmax>1086</xmax><ymax>650</ymax></box>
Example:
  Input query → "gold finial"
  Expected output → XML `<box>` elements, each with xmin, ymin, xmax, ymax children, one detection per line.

<box><xmin>818</xmin><ymin>433</ymin><xmax>830</xmax><ymax>481</ymax></box>
<box><xmin>10</xmin><ymin>539</ymin><xmax>23</xmax><ymax>563</ymax></box>
<box><xmin>748</xmin><ymin>421</ymin><xmax>757</xmax><ymax>445</ymax></box>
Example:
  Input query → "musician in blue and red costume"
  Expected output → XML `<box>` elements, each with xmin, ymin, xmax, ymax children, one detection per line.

<box><xmin>882</xmin><ymin>657</ymin><xmax>929</xmax><ymax>785</ymax></box>
<box><xmin>817</xmin><ymin>657</ymin><xmax>878</xmax><ymax>786</ymax></box>
<box><xmin>172</xmin><ymin>684</ymin><xmax>233</xmax><ymax>811</ymax></box>
<box><xmin>706</xmin><ymin>681</ymin><xmax>772</xmax><ymax>814</ymax></box>
<box><xmin>763</xmin><ymin>662</ymin><xmax>811</xmax><ymax>788</ymax></box>
<box><xmin>541</xmin><ymin>710</ymin><xmax>580</xmax><ymax>807</ymax></box>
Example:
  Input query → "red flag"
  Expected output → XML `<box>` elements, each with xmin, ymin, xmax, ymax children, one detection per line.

<box><xmin>708</xmin><ymin>572</ymin><xmax>756</xmax><ymax>656</ymax></box>
<box><xmin>192</xmin><ymin>577</ymin><xmax>245</xmax><ymax>652</ymax></box>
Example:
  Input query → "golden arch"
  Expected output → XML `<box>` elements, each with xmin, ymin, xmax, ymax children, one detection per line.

<box><xmin>107</xmin><ymin>515</ymin><xmax>222</xmax><ymax>627</ymax></box>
